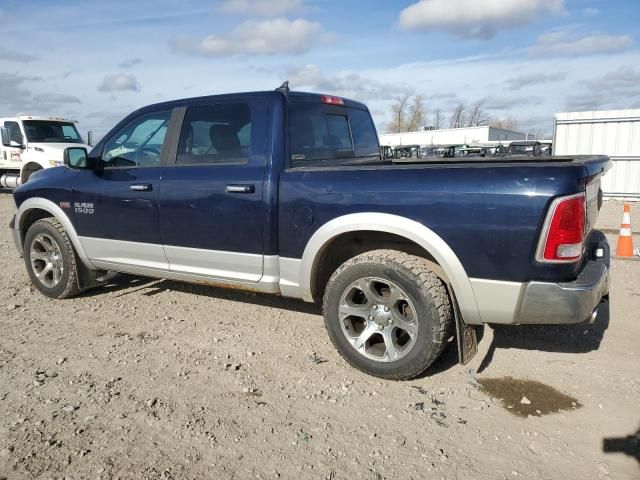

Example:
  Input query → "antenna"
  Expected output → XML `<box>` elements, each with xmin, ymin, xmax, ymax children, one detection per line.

<box><xmin>276</xmin><ymin>81</ymin><xmax>290</xmax><ymax>94</ymax></box>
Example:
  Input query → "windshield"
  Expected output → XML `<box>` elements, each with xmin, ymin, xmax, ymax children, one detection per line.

<box><xmin>23</xmin><ymin>120</ymin><xmax>83</xmax><ymax>144</ymax></box>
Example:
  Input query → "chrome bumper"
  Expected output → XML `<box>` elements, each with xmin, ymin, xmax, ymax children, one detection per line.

<box><xmin>515</xmin><ymin>231</ymin><xmax>610</xmax><ymax>325</ymax></box>
<box><xmin>515</xmin><ymin>259</ymin><xmax>609</xmax><ymax>324</ymax></box>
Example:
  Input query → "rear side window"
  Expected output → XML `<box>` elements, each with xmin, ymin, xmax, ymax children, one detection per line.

<box><xmin>288</xmin><ymin>103</ymin><xmax>380</xmax><ymax>166</ymax></box>
<box><xmin>350</xmin><ymin>109</ymin><xmax>380</xmax><ymax>157</ymax></box>
<box><xmin>176</xmin><ymin>103</ymin><xmax>251</xmax><ymax>165</ymax></box>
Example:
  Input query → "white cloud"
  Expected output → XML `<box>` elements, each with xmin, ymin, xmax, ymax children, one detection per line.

<box><xmin>97</xmin><ymin>73</ymin><xmax>140</xmax><ymax>92</ymax></box>
<box><xmin>482</xmin><ymin>95</ymin><xmax>543</xmax><ymax>110</ymax></box>
<box><xmin>505</xmin><ymin>72</ymin><xmax>566</xmax><ymax>90</ymax></box>
<box><xmin>0</xmin><ymin>46</ymin><xmax>37</xmax><ymax>63</ymax></box>
<box><xmin>32</xmin><ymin>93</ymin><xmax>81</xmax><ymax>104</ymax></box>
<box><xmin>582</xmin><ymin>7</ymin><xmax>598</xmax><ymax>17</ymax></box>
<box><xmin>529</xmin><ymin>30</ymin><xmax>634</xmax><ymax>57</ymax></box>
<box><xmin>218</xmin><ymin>0</ymin><xmax>301</xmax><ymax>17</ymax></box>
<box><xmin>118</xmin><ymin>58</ymin><xmax>142</xmax><ymax>69</ymax></box>
<box><xmin>287</xmin><ymin>64</ymin><xmax>412</xmax><ymax>102</ymax></box>
<box><xmin>399</xmin><ymin>0</ymin><xmax>565</xmax><ymax>39</ymax></box>
<box><xmin>172</xmin><ymin>18</ymin><xmax>325</xmax><ymax>56</ymax></box>
<box><xmin>566</xmin><ymin>66</ymin><xmax>640</xmax><ymax>110</ymax></box>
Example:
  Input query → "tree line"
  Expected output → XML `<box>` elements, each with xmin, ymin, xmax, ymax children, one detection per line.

<box><xmin>387</xmin><ymin>94</ymin><xmax>519</xmax><ymax>133</ymax></box>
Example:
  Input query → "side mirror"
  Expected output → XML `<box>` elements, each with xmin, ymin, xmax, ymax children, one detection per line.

<box><xmin>64</xmin><ymin>147</ymin><xmax>89</xmax><ymax>169</ymax></box>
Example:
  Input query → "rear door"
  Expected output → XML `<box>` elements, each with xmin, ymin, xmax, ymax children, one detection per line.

<box><xmin>158</xmin><ymin>99</ymin><xmax>268</xmax><ymax>282</ymax></box>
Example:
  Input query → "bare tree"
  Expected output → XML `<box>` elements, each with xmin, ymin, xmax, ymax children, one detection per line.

<box><xmin>490</xmin><ymin>116</ymin><xmax>519</xmax><ymax>131</ymax></box>
<box><xmin>388</xmin><ymin>94</ymin><xmax>410</xmax><ymax>133</ymax></box>
<box><xmin>405</xmin><ymin>95</ymin><xmax>425</xmax><ymax>132</ymax></box>
<box><xmin>467</xmin><ymin>101</ymin><xmax>490</xmax><ymax>127</ymax></box>
<box><xmin>387</xmin><ymin>94</ymin><xmax>426</xmax><ymax>133</ymax></box>
<box><xmin>432</xmin><ymin>109</ymin><xmax>442</xmax><ymax>130</ymax></box>
<box><xmin>449</xmin><ymin>103</ymin><xmax>466</xmax><ymax>129</ymax></box>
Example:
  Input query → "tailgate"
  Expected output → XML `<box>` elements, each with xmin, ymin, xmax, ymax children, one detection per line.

<box><xmin>585</xmin><ymin>179</ymin><xmax>601</xmax><ymax>233</ymax></box>
<box><xmin>582</xmin><ymin>155</ymin><xmax>610</xmax><ymax>233</ymax></box>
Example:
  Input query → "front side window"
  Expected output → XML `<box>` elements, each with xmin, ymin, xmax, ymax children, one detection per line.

<box><xmin>176</xmin><ymin>103</ymin><xmax>251</xmax><ymax>165</ymax></box>
<box><xmin>102</xmin><ymin>110</ymin><xmax>171</xmax><ymax>168</ymax></box>
<box><xmin>23</xmin><ymin>120</ymin><xmax>82</xmax><ymax>143</ymax></box>
<box><xmin>4</xmin><ymin>121</ymin><xmax>24</xmax><ymax>144</ymax></box>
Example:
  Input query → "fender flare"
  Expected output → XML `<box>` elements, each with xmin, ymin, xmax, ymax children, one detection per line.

<box><xmin>299</xmin><ymin>213</ymin><xmax>482</xmax><ymax>325</ymax></box>
<box><xmin>15</xmin><ymin>197</ymin><xmax>96</xmax><ymax>270</ymax></box>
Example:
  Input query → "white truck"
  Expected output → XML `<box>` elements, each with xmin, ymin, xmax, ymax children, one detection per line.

<box><xmin>0</xmin><ymin>115</ymin><xmax>91</xmax><ymax>188</ymax></box>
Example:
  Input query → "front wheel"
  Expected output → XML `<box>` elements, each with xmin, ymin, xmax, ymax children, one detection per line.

<box><xmin>23</xmin><ymin>218</ymin><xmax>82</xmax><ymax>299</ymax></box>
<box><xmin>322</xmin><ymin>250</ymin><xmax>453</xmax><ymax>380</ymax></box>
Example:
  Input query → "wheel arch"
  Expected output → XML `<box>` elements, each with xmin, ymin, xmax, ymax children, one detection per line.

<box><xmin>300</xmin><ymin>213</ymin><xmax>482</xmax><ymax>325</ymax></box>
<box><xmin>20</xmin><ymin>162</ymin><xmax>44</xmax><ymax>184</ymax></box>
<box><xmin>16</xmin><ymin>197</ymin><xmax>95</xmax><ymax>270</ymax></box>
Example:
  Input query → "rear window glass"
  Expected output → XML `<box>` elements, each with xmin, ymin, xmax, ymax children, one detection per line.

<box><xmin>288</xmin><ymin>103</ymin><xmax>380</xmax><ymax>166</ymax></box>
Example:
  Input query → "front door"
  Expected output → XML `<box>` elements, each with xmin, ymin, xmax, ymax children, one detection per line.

<box><xmin>1</xmin><ymin>121</ymin><xmax>25</xmax><ymax>172</ymax></box>
<box><xmin>159</xmin><ymin>101</ymin><xmax>267</xmax><ymax>282</ymax></box>
<box><xmin>72</xmin><ymin>109</ymin><xmax>174</xmax><ymax>271</ymax></box>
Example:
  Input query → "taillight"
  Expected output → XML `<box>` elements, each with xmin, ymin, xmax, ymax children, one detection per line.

<box><xmin>321</xmin><ymin>95</ymin><xmax>344</xmax><ymax>105</ymax></box>
<box><xmin>537</xmin><ymin>193</ymin><xmax>586</xmax><ymax>263</ymax></box>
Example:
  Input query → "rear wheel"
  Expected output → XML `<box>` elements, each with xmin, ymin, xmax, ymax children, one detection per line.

<box><xmin>322</xmin><ymin>249</ymin><xmax>453</xmax><ymax>380</ymax></box>
<box><xmin>24</xmin><ymin>218</ymin><xmax>82</xmax><ymax>299</ymax></box>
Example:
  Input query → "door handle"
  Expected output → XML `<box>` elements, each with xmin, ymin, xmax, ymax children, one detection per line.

<box><xmin>130</xmin><ymin>183</ymin><xmax>153</xmax><ymax>192</ymax></box>
<box><xmin>226</xmin><ymin>184</ymin><xmax>255</xmax><ymax>194</ymax></box>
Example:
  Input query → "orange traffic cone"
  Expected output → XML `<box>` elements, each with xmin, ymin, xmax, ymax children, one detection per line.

<box><xmin>616</xmin><ymin>204</ymin><xmax>634</xmax><ymax>257</ymax></box>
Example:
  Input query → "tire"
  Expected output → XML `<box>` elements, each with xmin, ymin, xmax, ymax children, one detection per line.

<box><xmin>322</xmin><ymin>249</ymin><xmax>453</xmax><ymax>380</ymax></box>
<box><xmin>23</xmin><ymin>217</ymin><xmax>82</xmax><ymax>299</ymax></box>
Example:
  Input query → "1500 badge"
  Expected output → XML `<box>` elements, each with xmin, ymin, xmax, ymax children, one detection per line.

<box><xmin>74</xmin><ymin>202</ymin><xmax>94</xmax><ymax>214</ymax></box>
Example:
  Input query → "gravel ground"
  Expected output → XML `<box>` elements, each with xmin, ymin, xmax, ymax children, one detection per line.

<box><xmin>0</xmin><ymin>192</ymin><xmax>638</xmax><ymax>480</ymax></box>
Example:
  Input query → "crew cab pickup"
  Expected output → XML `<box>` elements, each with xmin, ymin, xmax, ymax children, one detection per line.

<box><xmin>9</xmin><ymin>86</ymin><xmax>611</xmax><ymax>379</ymax></box>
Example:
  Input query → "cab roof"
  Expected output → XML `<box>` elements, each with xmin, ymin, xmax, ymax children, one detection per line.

<box><xmin>137</xmin><ymin>89</ymin><xmax>369</xmax><ymax>115</ymax></box>
<box><xmin>1</xmin><ymin>115</ymin><xmax>78</xmax><ymax>123</ymax></box>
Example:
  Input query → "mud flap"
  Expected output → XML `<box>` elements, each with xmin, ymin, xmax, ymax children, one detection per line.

<box><xmin>452</xmin><ymin>294</ymin><xmax>481</xmax><ymax>365</ymax></box>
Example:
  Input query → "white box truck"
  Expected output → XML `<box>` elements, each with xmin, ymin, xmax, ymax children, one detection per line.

<box><xmin>553</xmin><ymin>109</ymin><xmax>640</xmax><ymax>199</ymax></box>
<box><xmin>0</xmin><ymin>115</ymin><xmax>92</xmax><ymax>188</ymax></box>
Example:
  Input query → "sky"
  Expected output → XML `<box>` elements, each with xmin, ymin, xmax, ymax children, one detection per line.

<box><xmin>0</xmin><ymin>0</ymin><xmax>639</xmax><ymax>139</ymax></box>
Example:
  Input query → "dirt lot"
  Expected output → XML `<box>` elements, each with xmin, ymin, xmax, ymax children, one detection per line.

<box><xmin>0</xmin><ymin>192</ymin><xmax>638</xmax><ymax>480</ymax></box>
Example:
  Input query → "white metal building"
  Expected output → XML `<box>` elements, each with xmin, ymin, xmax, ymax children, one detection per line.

<box><xmin>379</xmin><ymin>126</ymin><xmax>527</xmax><ymax>147</ymax></box>
<box><xmin>553</xmin><ymin>109</ymin><xmax>640</xmax><ymax>199</ymax></box>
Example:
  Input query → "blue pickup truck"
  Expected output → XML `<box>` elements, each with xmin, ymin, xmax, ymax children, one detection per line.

<box><xmin>9</xmin><ymin>85</ymin><xmax>611</xmax><ymax>379</ymax></box>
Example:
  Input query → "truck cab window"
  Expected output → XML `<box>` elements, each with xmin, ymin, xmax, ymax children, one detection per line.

<box><xmin>176</xmin><ymin>103</ymin><xmax>251</xmax><ymax>165</ymax></box>
<box><xmin>102</xmin><ymin>110</ymin><xmax>171</xmax><ymax>168</ymax></box>
<box><xmin>4</xmin><ymin>121</ymin><xmax>24</xmax><ymax>145</ymax></box>
<box><xmin>23</xmin><ymin>121</ymin><xmax>82</xmax><ymax>143</ymax></box>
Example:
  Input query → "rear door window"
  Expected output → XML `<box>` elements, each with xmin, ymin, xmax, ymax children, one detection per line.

<box><xmin>176</xmin><ymin>103</ymin><xmax>251</xmax><ymax>165</ymax></box>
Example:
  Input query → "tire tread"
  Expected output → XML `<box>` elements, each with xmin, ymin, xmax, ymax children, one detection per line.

<box><xmin>322</xmin><ymin>249</ymin><xmax>453</xmax><ymax>380</ymax></box>
<box><xmin>27</xmin><ymin>217</ymin><xmax>82</xmax><ymax>299</ymax></box>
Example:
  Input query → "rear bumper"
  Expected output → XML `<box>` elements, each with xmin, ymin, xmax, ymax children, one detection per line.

<box><xmin>470</xmin><ymin>230</ymin><xmax>610</xmax><ymax>325</ymax></box>
<box><xmin>515</xmin><ymin>257</ymin><xmax>609</xmax><ymax>324</ymax></box>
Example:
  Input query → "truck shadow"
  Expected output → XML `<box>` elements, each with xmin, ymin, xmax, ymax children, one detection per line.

<box><xmin>85</xmin><ymin>274</ymin><xmax>322</xmax><ymax>316</ymax></box>
<box><xmin>477</xmin><ymin>299</ymin><xmax>610</xmax><ymax>373</ymax></box>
